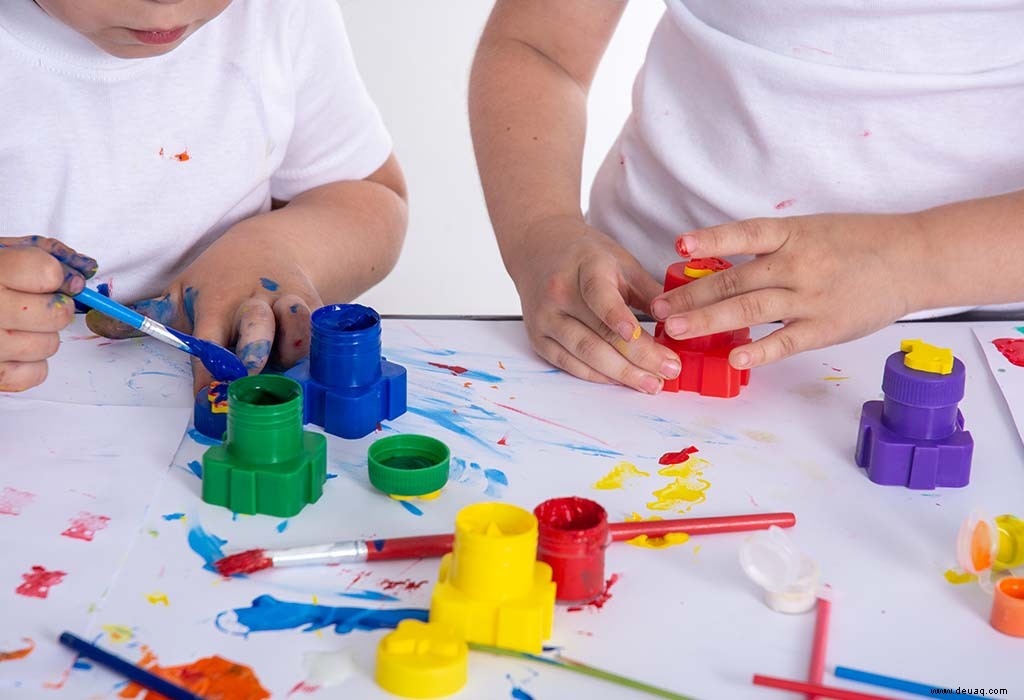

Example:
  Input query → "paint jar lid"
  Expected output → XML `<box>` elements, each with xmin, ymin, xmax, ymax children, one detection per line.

<box><xmin>739</xmin><ymin>526</ymin><xmax>819</xmax><ymax>614</ymax></box>
<box><xmin>368</xmin><ymin>434</ymin><xmax>450</xmax><ymax>497</ymax></box>
<box><xmin>957</xmin><ymin>510</ymin><xmax>999</xmax><ymax>577</ymax></box>
<box><xmin>375</xmin><ymin>619</ymin><xmax>468</xmax><ymax>697</ymax></box>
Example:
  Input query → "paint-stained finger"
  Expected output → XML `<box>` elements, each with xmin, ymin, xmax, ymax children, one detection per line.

<box><xmin>233</xmin><ymin>298</ymin><xmax>275</xmax><ymax>375</ymax></box>
<box><xmin>0</xmin><ymin>330</ymin><xmax>60</xmax><ymax>362</ymax></box>
<box><xmin>0</xmin><ymin>359</ymin><xmax>48</xmax><ymax>392</ymax></box>
<box><xmin>550</xmin><ymin>316</ymin><xmax>663</xmax><ymax>394</ymax></box>
<box><xmin>0</xmin><ymin>246</ymin><xmax>79</xmax><ymax>294</ymax></box>
<box><xmin>271</xmin><ymin>295</ymin><xmax>311</xmax><ymax>369</ymax></box>
<box><xmin>85</xmin><ymin>293</ymin><xmax>179</xmax><ymax>339</ymax></box>
<box><xmin>730</xmin><ymin>322</ymin><xmax>815</xmax><ymax>369</ymax></box>
<box><xmin>0</xmin><ymin>290</ymin><xmax>75</xmax><ymax>332</ymax></box>
<box><xmin>651</xmin><ymin>258</ymin><xmax>777</xmax><ymax>321</ymax></box>
<box><xmin>533</xmin><ymin>334</ymin><xmax>616</xmax><ymax>385</ymax></box>
<box><xmin>0</xmin><ymin>236</ymin><xmax>99</xmax><ymax>278</ymax></box>
<box><xmin>663</xmin><ymin>288</ymin><xmax>793</xmax><ymax>341</ymax></box>
<box><xmin>676</xmin><ymin>217</ymin><xmax>789</xmax><ymax>260</ymax></box>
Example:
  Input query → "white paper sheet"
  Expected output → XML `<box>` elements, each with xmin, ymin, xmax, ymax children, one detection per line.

<box><xmin>0</xmin><ymin>397</ymin><xmax>189</xmax><ymax>693</ymax></box>
<box><xmin>974</xmin><ymin>324</ymin><xmax>1024</xmax><ymax>447</ymax></box>
<box><xmin>58</xmin><ymin>321</ymin><xmax>1024</xmax><ymax>700</ymax></box>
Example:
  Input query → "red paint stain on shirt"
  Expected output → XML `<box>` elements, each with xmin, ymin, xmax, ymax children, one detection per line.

<box><xmin>774</xmin><ymin>199</ymin><xmax>796</xmax><ymax>210</ymax></box>
<box><xmin>120</xmin><ymin>654</ymin><xmax>270</xmax><ymax>700</ymax></box>
<box><xmin>659</xmin><ymin>445</ymin><xmax>698</xmax><ymax>465</ymax></box>
<box><xmin>0</xmin><ymin>487</ymin><xmax>35</xmax><ymax>516</ymax></box>
<box><xmin>61</xmin><ymin>512</ymin><xmax>111</xmax><ymax>542</ymax></box>
<box><xmin>994</xmin><ymin>338</ymin><xmax>1024</xmax><ymax>367</ymax></box>
<box><xmin>428</xmin><ymin>362</ymin><xmax>468</xmax><ymax>376</ymax></box>
<box><xmin>16</xmin><ymin>566</ymin><xmax>67</xmax><ymax>599</ymax></box>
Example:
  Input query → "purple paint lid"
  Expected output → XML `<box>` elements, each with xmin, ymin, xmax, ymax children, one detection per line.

<box><xmin>881</xmin><ymin>351</ymin><xmax>965</xmax><ymax>407</ymax></box>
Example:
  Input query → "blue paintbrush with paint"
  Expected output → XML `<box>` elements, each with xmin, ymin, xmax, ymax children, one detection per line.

<box><xmin>75</xmin><ymin>287</ymin><xmax>246</xmax><ymax>381</ymax></box>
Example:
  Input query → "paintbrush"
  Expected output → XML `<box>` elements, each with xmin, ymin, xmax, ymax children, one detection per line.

<box><xmin>468</xmin><ymin>642</ymin><xmax>695</xmax><ymax>700</ymax></box>
<box><xmin>74</xmin><ymin>287</ymin><xmax>246</xmax><ymax>381</ymax></box>
<box><xmin>59</xmin><ymin>632</ymin><xmax>203</xmax><ymax>700</ymax></box>
<box><xmin>214</xmin><ymin>512</ymin><xmax>796</xmax><ymax>576</ymax></box>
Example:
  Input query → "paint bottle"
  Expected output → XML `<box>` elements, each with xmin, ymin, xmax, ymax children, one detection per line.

<box><xmin>287</xmin><ymin>303</ymin><xmax>407</xmax><ymax>439</ymax></box>
<box><xmin>202</xmin><ymin>375</ymin><xmax>326</xmax><ymax>517</ymax></box>
<box><xmin>739</xmin><ymin>526</ymin><xmax>819</xmax><ymax>614</ymax></box>
<box><xmin>990</xmin><ymin>577</ymin><xmax>1024</xmax><ymax>637</ymax></box>
<box><xmin>534</xmin><ymin>497</ymin><xmax>611</xmax><ymax>603</ymax></box>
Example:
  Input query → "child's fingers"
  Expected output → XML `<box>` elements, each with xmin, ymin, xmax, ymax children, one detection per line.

<box><xmin>549</xmin><ymin>315</ymin><xmax>664</xmax><ymax>394</ymax></box>
<box><xmin>0</xmin><ymin>246</ymin><xmax>79</xmax><ymax>294</ymax></box>
<box><xmin>663</xmin><ymin>288</ymin><xmax>794</xmax><ymax>341</ymax></box>
<box><xmin>85</xmin><ymin>293</ymin><xmax>178</xmax><ymax>339</ymax></box>
<box><xmin>729</xmin><ymin>322</ymin><xmax>816</xmax><ymax>369</ymax></box>
<box><xmin>0</xmin><ymin>330</ymin><xmax>60</xmax><ymax>363</ymax></box>
<box><xmin>0</xmin><ymin>236</ymin><xmax>98</xmax><ymax>279</ymax></box>
<box><xmin>233</xmin><ymin>299</ymin><xmax>275</xmax><ymax>374</ymax></box>
<box><xmin>0</xmin><ymin>359</ymin><xmax>48</xmax><ymax>392</ymax></box>
<box><xmin>578</xmin><ymin>261</ymin><xmax>642</xmax><ymax>343</ymax></box>
<box><xmin>676</xmin><ymin>218</ymin><xmax>790</xmax><ymax>259</ymax></box>
<box><xmin>531</xmin><ymin>334</ymin><xmax>616</xmax><ymax>385</ymax></box>
<box><xmin>270</xmin><ymin>295</ymin><xmax>312</xmax><ymax>369</ymax></box>
<box><xmin>0</xmin><ymin>290</ymin><xmax>75</xmax><ymax>333</ymax></box>
<box><xmin>651</xmin><ymin>258</ymin><xmax>774</xmax><ymax>321</ymax></box>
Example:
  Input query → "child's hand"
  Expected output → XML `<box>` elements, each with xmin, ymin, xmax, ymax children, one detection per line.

<box><xmin>0</xmin><ymin>236</ymin><xmax>98</xmax><ymax>391</ymax></box>
<box><xmin>652</xmin><ymin>213</ymin><xmax>927</xmax><ymax>369</ymax></box>
<box><xmin>87</xmin><ymin>233</ymin><xmax>322</xmax><ymax>393</ymax></box>
<box><xmin>513</xmin><ymin>216</ymin><xmax>682</xmax><ymax>393</ymax></box>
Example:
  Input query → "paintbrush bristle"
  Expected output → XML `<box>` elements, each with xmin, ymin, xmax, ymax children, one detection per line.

<box><xmin>214</xmin><ymin>549</ymin><xmax>273</xmax><ymax>576</ymax></box>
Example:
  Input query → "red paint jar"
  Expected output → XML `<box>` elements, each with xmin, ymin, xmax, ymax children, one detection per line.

<box><xmin>534</xmin><ymin>497</ymin><xmax>610</xmax><ymax>603</ymax></box>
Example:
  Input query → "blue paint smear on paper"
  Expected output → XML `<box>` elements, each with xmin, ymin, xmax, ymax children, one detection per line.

<box><xmin>187</xmin><ymin>428</ymin><xmax>221</xmax><ymax>446</ymax></box>
<box><xmin>326</xmin><ymin>473</ymin><xmax>339</xmax><ymax>480</ymax></box>
<box><xmin>187</xmin><ymin>523</ymin><xmax>228</xmax><ymax>572</ymax></box>
<box><xmin>398</xmin><ymin>500</ymin><xmax>423</xmax><ymax>516</ymax></box>
<box><xmin>259</xmin><ymin>278</ymin><xmax>280</xmax><ymax>291</ymax></box>
<box><xmin>277</xmin><ymin>520</ymin><xmax>289</xmax><ymax>533</ymax></box>
<box><xmin>483</xmin><ymin>468</ymin><xmax>508</xmax><ymax>497</ymax></box>
<box><xmin>187</xmin><ymin>460</ymin><xmax>203</xmax><ymax>479</ymax></box>
<box><xmin>556</xmin><ymin>443</ymin><xmax>623</xmax><ymax>458</ymax></box>
<box><xmin>162</xmin><ymin>513</ymin><xmax>185</xmax><ymax>521</ymax></box>
<box><xmin>127</xmin><ymin>370</ymin><xmax>180</xmax><ymax>391</ymax></box>
<box><xmin>217</xmin><ymin>595</ymin><xmax>427</xmax><ymax>636</ymax></box>
<box><xmin>338</xmin><ymin>590</ymin><xmax>400</xmax><ymax>602</ymax></box>
<box><xmin>511</xmin><ymin>690</ymin><xmax>535</xmax><ymax>700</ymax></box>
<box><xmin>407</xmin><ymin>397</ymin><xmax>505</xmax><ymax>455</ymax></box>
<box><xmin>72</xmin><ymin>659</ymin><xmax>93</xmax><ymax>671</ymax></box>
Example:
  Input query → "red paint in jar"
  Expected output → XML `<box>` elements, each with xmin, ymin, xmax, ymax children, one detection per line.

<box><xmin>534</xmin><ymin>497</ymin><xmax>610</xmax><ymax>604</ymax></box>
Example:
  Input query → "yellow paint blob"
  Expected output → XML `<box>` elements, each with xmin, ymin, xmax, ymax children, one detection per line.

<box><xmin>623</xmin><ymin>513</ymin><xmax>691</xmax><ymax>549</ymax></box>
<box><xmin>145</xmin><ymin>592</ymin><xmax>169</xmax><ymax>607</ymax></box>
<box><xmin>944</xmin><ymin>569</ymin><xmax>978</xmax><ymax>585</ymax></box>
<box><xmin>593</xmin><ymin>462</ymin><xmax>650</xmax><ymax>490</ymax></box>
<box><xmin>658</xmin><ymin>457</ymin><xmax>709</xmax><ymax>477</ymax></box>
<box><xmin>822</xmin><ymin>376</ymin><xmax>848</xmax><ymax>381</ymax></box>
<box><xmin>102</xmin><ymin>625</ymin><xmax>133</xmax><ymax>644</ymax></box>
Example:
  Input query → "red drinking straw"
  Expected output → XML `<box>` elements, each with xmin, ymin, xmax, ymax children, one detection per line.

<box><xmin>753</xmin><ymin>675</ymin><xmax>899</xmax><ymax>700</ymax></box>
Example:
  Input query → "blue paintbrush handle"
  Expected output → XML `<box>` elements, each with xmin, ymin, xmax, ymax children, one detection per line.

<box><xmin>74</xmin><ymin>287</ymin><xmax>147</xmax><ymax>330</ymax></box>
<box><xmin>59</xmin><ymin>632</ymin><xmax>203</xmax><ymax>700</ymax></box>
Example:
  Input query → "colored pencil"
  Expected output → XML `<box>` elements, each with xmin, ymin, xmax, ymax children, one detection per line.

<box><xmin>807</xmin><ymin>595</ymin><xmax>832</xmax><ymax>699</ymax></box>
<box><xmin>215</xmin><ymin>511</ymin><xmax>796</xmax><ymax>576</ymax></box>
<box><xmin>468</xmin><ymin>642</ymin><xmax>695</xmax><ymax>700</ymax></box>
<box><xmin>59</xmin><ymin>632</ymin><xmax>202</xmax><ymax>700</ymax></box>
<box><xmin>752</xmin><ymin>674</ymin><xmax>899</xmax><ymax>700</ymax></box>
<box><xmin>835</xmin><ymin>666</ymin><xmax>948</xmax><ymax>697</ymax></box>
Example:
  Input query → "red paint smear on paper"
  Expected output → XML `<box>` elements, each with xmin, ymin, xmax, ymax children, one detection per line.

<box><xmin>379</xmin><ymin>578</ymin><xmax>429</xmax><ymax>592</ymax></box>
<box><xmin>159</xmin><ymin>148</ymin><xmax>164</xmax><ymax>157</ymax></box>
<box><xmin>498</xmin><ymin>361</ymin><xmax>506</xmax><ymax>370</ymax></box>
<box><xmin>173</xmin><ymin>150</ymin><xmax>190</xmax><ymax>162</ymax></box>
<box><xmin>0</xmin><ymin>638</ymin><xmax>35</xmax><ymax>662</ymax></box>
<box><xmin>993</xmin><ymin>338</ymin><xmax>1024</xmax><ymax>367</ymax></box>
<box><xmin>566</xmin><ymin>574</ymin><xmax>620</xmax><ymax>612</ymax></box>
<box><xmin>288</xmin><ymin>681</ymin><xmax>320</xmax><ymax>697</ymax></box>
<box><xmin>428</xmin><ymin>362</ymin><xmax>468</xmax><ymax>376</ymax></box>
<box><xmin>497</xmin><ymin>434</ymin><xmax>509</xmax><ymax>446</ymax></box>
<box><xmin>348</xmin><ymin>570</ymin><xmax>373</xmax><ymax>588</ymax></box>
<box><xmin>658</xmin><ymin>445</ymin><xmax>698</xmax><ymax>465</ymax></box>
<box><xmin>16</xmin><ymin>566</ymin><xmax>67</xmax><ymax>599</ymax></box>
<box><xmin>774</xmin><ymin>199</ymin><xmax>796</xmax><ymax>210</ymax></box>
<box><xmin>120</xmin><ymin>654</ymin><xmax>269</xmax><ymax>700</ymax></box>
<box><xmin>486</xmin><ymin>399</ymin><xmax>612</xmax><ymax>447</ymax></box>
<box><xmin>0</xmin><ymin>487</ymin><xmax>35</xmax><ymax>516</ymax></box>
<box><xmin>61</xmin><ymin>512</ymin><xmax>111</xmax><ymax>542</ymax></box>
<box><xmin>463</xmin><ymin>381</ymin><xmax>472</xmax><ymax>388</ymax></box>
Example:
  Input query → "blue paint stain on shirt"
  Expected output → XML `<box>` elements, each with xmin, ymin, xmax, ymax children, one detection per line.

<box><xmin>187</xmin><ymin>523</ymin><xmax>228</xmax><ymax>572</ymax></box>
<box><xmin>187</xmin><ymin>460</ymin><xmax>203</xmax><ymax>479</ymax></box>
<box><xmin>398</xmin><ymin>500</ymin><xmax>423</xmax><ymax>516</ymax></box>
<box><xmin>162</xmin><ymin>513</ymin><xmax>186</xmax><ymax>521</ymax></box>
<box><xmin>218</xmin><ymin>595</ymin><xmax>427</xmax><ymax>636</ymax></box>
<box><xmin>277</xmin><ymin>520</ymin><xmax>289</xmax><ymax>533</ymax></box>
<box><xmin>259</xmin><ymin>277</ymin><xmax>280</xmax><ymax>292</ymax></box>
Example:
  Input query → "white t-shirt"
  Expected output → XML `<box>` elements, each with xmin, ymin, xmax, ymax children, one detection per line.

<box><xmin>589</xmin><ymin>1</ymin><xmax>1024</xmax><ymax>316</ymax></box>
<box><xmin>0</xmin><ymin>0</ymin><xmax>391</xmax><ymax>302</ymax></box>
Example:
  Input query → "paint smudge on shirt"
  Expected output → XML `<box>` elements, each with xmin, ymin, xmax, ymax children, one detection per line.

<box><xmin>774</xmin><ymin>199</ymin><xmax>796</xmax><ymax>210</ymax></box>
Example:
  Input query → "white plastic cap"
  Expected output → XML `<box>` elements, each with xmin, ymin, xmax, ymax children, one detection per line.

<box><xmin>739</xmin><ymin>526</ymin><xmax>819</xmax><ymax>614</ymax></box>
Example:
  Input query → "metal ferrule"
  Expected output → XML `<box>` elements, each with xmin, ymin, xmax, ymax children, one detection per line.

<box><xmin>269</xmin><ymin>540</ymin><xmax>369</xmax><ymax>568</ymax></box>
<box><xmin>139</xmin><ymin>318</ymin><xmax>190</xmax><ymax>352</ymax></box>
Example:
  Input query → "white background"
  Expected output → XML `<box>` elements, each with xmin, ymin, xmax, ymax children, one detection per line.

<box><xmin>343</xmin><ymin>0</ymin><xmax>666</xmax><ymax>316</ymax></box>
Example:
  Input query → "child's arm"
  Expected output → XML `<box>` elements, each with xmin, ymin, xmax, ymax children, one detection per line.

<box><xmin>470</xmin><ymin>0</ymin><xmax>682</xmax><ymax>394</ymax></box>
<box><xmin>88</xmin><ymin>156</ymin><xmax>406</xmax><ymax>392</ymax></box>
<box><xmin>0</xmin><ymin>237</ymin><xmax>96</xmax><ymax>391</ymax></box>
<box><xmin>653</xmin><ymin>191</ymin><xmax>1024</xmax><ymax>369</ymax></box>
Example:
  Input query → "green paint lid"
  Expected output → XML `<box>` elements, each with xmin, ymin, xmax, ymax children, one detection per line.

<box><xmin>368</xmin><ymin>434</ymin><xmax>450</xmax><ymax>497</ymax></box>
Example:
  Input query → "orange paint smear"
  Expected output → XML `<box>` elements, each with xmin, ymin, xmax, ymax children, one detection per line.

<box><xmin>174</xmin><ymin>150</ymin><xmax>190</xmax><ymax>162</ymax></box>
<box><xmin>0</xmin><ymin>638</ymin><xmax>35</xmax><ymax>662</ymax></box>
<box><xmin>120</xmin><ymin>653</ymin><xmax>269</xmax><ymax>700</ymax></box>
